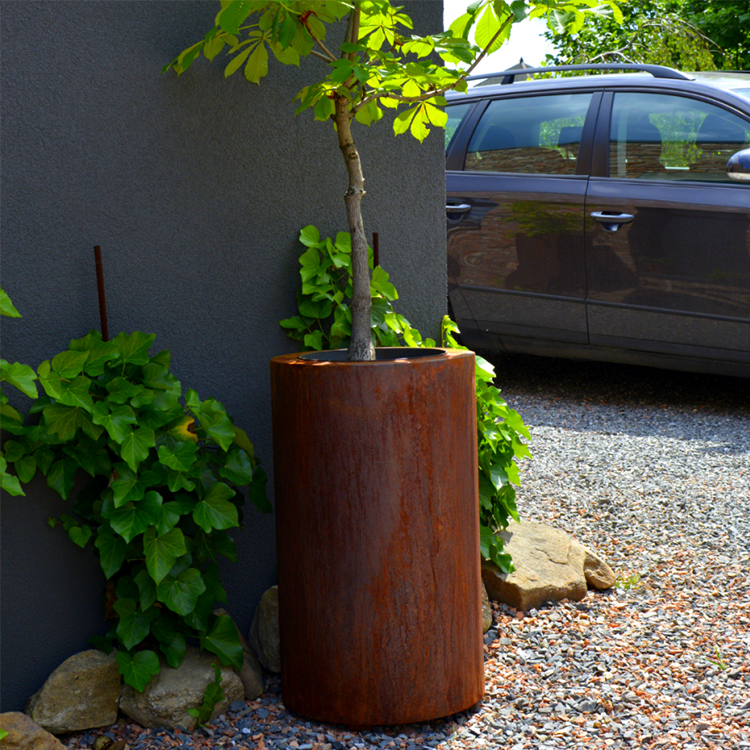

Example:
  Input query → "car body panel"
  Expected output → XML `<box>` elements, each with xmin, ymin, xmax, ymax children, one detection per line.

<box><xmin>446</xmin><ymin>70</ymin><xmax>750</xmax><ymax>377</ymax></box>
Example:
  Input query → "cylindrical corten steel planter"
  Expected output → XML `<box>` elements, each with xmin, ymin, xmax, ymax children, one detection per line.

<box><xmin>270</xmin><ymin>347</ymin><xmax>483</xmax><ymax>726</ymax></box>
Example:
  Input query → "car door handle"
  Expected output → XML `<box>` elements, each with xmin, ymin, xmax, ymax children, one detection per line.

<box><xmin>446</xmin><ymin>204</ymin><xmax>472</xmax><ymax>214</ymax></box>
<box><xmin>590</xmin><ymin>211</ymin><xmax>635</xmax><ymax>232</ymax></box>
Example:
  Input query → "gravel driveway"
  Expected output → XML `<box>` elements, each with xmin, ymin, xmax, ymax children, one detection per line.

<box><xmin>67</xmin><ymin>354</ymin><xmax>749</xmax><ymax>750</ymax></box>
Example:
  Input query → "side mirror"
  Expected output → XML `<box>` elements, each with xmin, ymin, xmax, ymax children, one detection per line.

<box><xmin>727</xmin><ymin>148</ymin><xmax>750</xmax><ymax>183</ymax></box>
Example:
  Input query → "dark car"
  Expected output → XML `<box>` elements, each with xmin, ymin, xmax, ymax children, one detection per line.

<box><xmin>446</xmin><ymin>64</ymin><xmax>750</xmax><ymax>377</ymax></box>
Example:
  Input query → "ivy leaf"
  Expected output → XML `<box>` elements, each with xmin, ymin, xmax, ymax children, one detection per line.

<box><xmin>0</xmin><ymin>361</ymin><xmax>38</xmax><ymax>398</ymax></box>
<box><xmin>247</xmin><ymin>466</ymin><xmax>272</xmax><ymax>514</ymax></box>
<box><xmin>50</xmin><ymin>350</ymin><xmax>89</xmax><ymax>379</ymax></box>
<box><xmin>120</xmin><ymin>427</ymin><xmax>156</xmax><ymax>472</ymax></box>
<box><xmin>95</xmin><ymin>526</ymin><xmax>129</xmax><ymax>578</ymax></box>
<box><xmin>114</xmin><ymin>332</ymin><xmax>156</xmax><ymax>365</ymax></box>
<box><xmin>1</xmin><ymin>456</ymin><xmax>24</xmax><ymax>496</ymax></box>
<box><xmin>193</xmin><ymin>482</ymin><xmax>238</xmax><ymax>532</ymax></box>
<box><xmin>199</xmin><ymin>412</ymin><xmax>235</xmax><ymax>452</ymax></box>
<box><xmin>92</xmin><ymin>403</ymin><xmax>138</xmax><ymax>444</ymax></box>
<box><xmin>83</xmin><ymin>341</ymin><xmax>121</xmax><ymax>376</ymax></box>
<box><xmin>0</xmin><ymin>288</ymin><xmax>21</xmax><ymax>317</ymax></box>
<box><xmin>106</xmin><ymin>377</ymin><xmax>144</xmax><ymax>404</ymax></box>
<box><xmin>63</xmin><ymin>443</ymin><xmax>111</xmax><ymax>478</ymax></box>
<box><xmin>106</xmin><ymin>491</ymin><xmax>163</xmax><ymax>544</ymax></box>
<box><xmin>57</xmin><ymin>375</ymin><xmax>94</xmax><ymax>413</ymax></box>
<box><xmin>111</xmin><ymin>465</ymin><xmax>150</xmax><ymax>507</ymax></box>
<box><xmin>218</xmin><ymin>448</ymin><xmax>254</xmax><ymax>485</ymax></box>
<box><xmin>46</xmin><ymin>458</ymin><xmax>78</xmax><ymax>499</ymax></box>
<box><xmin>116</xmin><ymin>650</ymin><xmax>160</xmax><ymax>693</ymax></box>
<box><xmin>68</xmin><ymin>524</ymin><xmax>93</xmax><ymax>548</ymax></box>
<box><xmin>134</xmin><ymin>569</ymin><xmax>158</xmax><ymax>610</ymax></box>
<box><xmin>14</xmin><ymin>454</ymin><xmax>37</xmax><ymax>484</ymax></box>
<box><xmin>158</xmin><ymin>441</ymin><xmax>199</xmax><ymax>472</ymax></box>
<box><xmin>157</xmin><ymin>568</ymin><xmax>207</xmax><ymax>616</ymax></box>
<box><xmin>200</xmin><ymin>614</ymin><xmax>244</xmax><ymax>670</ymax></box>
<box><xmin>158</xmin><ymin>629</ymin><xmax>187</xmax><ymax>668</ymax></box>
<box><xmin>114</xmin><ymin>599</ymin><xmax>158</xmax><ymax>650</ymax></box>
<box><xmin>144</xmin><ymin>526</ymin><xmax>187</xmax><ymax>585</ymax></box>
<box><xmin>34</xmin><ymin>446</ymin><xmax>55</xmax><ymax>476</ymax></box>
<box><xmin>154</xmin><ymin>501</ymin><xmax>183</xmax><ymax>536</ymax></box>
<box><xmin>42</xmin><ymin>403</ymin><xmax>88</xmax><ymax>441</ymax></box>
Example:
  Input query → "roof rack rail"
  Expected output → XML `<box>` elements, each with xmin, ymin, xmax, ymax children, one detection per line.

<box><xmin>466</xmin><ymin>64</ymin><xmax>693</xmax><ymax>85</ymax></box>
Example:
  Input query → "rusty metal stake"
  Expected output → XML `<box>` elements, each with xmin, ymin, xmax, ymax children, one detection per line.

<box><xmin>93</xmin><ymin>245</ymin><xmax>109</xmax><ymax>341</ymax></box>
<box><xmin>372</xmin><ymin>232</ymin><xmax>379</xmax><ymax>269</ymax></box>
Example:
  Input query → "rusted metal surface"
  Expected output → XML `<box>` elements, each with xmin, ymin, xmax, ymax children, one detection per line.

<box><xmin>93</xmin><ymin>245</ymin><xmax>109</xmax><ymax>341</ymax></box>
<box><xmin>271</xmin><ymin>348</ymin><xmax>483</xmax><ymax>726</ymax></box>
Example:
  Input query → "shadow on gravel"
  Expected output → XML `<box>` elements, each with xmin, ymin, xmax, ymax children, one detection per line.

<box><xmin>479</xmin><ymin>351</ymin><xmax>750</xmax><ymax>417</ymax></box>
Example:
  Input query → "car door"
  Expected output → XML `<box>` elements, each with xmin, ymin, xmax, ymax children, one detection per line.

<box><xmin>446</xmin><ymin>91</ymin><xmax>599</xmax><ymax>346</ymax></box>
<box><xmin>585</xmin><ymin>89</ymin><xmax>750</xmax><ymax>366</ymax></box>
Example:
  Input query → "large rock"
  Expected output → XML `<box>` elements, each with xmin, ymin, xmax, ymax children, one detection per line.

<box><xmin>119</xmin><ymin>647</ymin><xmax>244</xmax><ymax>730</ymax></box>
<box><xmin>213</xmin><ymin>608</ymin><xmax>263</xmax><ymax>700</ymax></box>
<box><xmin>481</xmin><ymin>582</ymin><xmax>492</xmax><ymax>633</ymax></box>
<box><xmin>248</xmin><ymin>586</ymin><xmax>280</xmax><ymax>673</ymax></box>
<box><xmin>482</xmin><ymin>521</ymin><xmax>615</xmax><ymax>611</ymax></box>
<box><xmin>25</xmin><ymin>650</ymin><xmax>120</xmax><ymax>734</ymax></box>
<box><xmin>0</xmin><ymin>712</ymin><xmax>66</xmax><ymax>750</ymax></box>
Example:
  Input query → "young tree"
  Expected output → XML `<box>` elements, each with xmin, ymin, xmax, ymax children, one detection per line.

<box><xmin>166</xmin><ymin>0</ymin><xmax>621</xmax><ymax>361</ymax></box>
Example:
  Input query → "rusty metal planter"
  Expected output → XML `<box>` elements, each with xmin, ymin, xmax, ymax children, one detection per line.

<box><xmin>270</xmin><ymin>347</ymin><xmax>483</xmax><ymax>726</ymax></box>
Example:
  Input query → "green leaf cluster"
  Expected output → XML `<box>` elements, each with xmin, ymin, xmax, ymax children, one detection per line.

<box><xmin>542</xmin><ymin>0</ymin><xmax>735</xmax><ymax>72</ymax></box>
<box><xmin>280</xmin><ymin>226</ymin><xmax>436</xmax><ymax>351</ymax></box>
<box><xmin>165</xmin><ymin>1</ymin><xmax>620</xmax><ymax>143</ymax></box>
<box><xmin>2</xmin><ymin>329</ymin><xmax>271</xmax><ymax>691</ymax></box>
<box><xmin>280</xmin><ymin>227</ymin><xmax>531</xmax><ymax>573</ymax></box>
<box><xmin>1</xmin><ymin>287</ymin><xmax>39</xmax><ymax>497</ymax></box>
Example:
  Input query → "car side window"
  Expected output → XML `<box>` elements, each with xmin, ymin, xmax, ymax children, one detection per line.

<box><xmin>609</xmin><ymin>92</ymin><xmax>750</xmax><ymax>182</ymax></box>
<box><xmin>465</xmin><ymin>93</ymin><xmax>593</xmax><ymax>175</ymax></box>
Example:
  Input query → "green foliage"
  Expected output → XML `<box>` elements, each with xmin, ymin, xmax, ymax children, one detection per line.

<box><xmin>0</xmin><ymin>287</ymin><xmax>38</xmax><ymax>497</ymax></box>
<box><xmin>280</xmin><ymin>227</ymin><xmax>531</xmax><ymax>573</ymax></box>
<box><xmin>279</xmin><ymin>225</ymin><xmax>436</xmax><ymax>350</ymax></box>
<box><xmin>187</xmin><ymin>662</ymin><xmax>225</xmax><ymax>728</ymax></box>
<box><xmin>166</xmin><ymin>1</ymin><xmax>621</xmax><ymax>143</ymax></box>
<box><xmin>543</xmin><ymin>0</ymin><xmax>735</xmax><ymax>71</ymax></box>
<box><xmin>683</xmin><ymin>0</ymin><xmax>750</xmax><ymax>71</ymax></box>
<box><xmin>2</xmin><ymin>330</ymin><xmax>271</xmax><ymax>690</ymax></box>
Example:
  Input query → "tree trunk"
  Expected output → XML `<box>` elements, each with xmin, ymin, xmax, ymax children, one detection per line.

<box><xmin>334</xmin><ymin>94</ymin><xmax>375</xmax><ymax>362</ymax></box>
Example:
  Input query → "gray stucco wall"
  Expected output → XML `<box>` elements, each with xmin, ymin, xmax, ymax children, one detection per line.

<box><xmin>1</xmin><ymin>1</ymin><xmax>445</xmax><ymax>711</ymax></box>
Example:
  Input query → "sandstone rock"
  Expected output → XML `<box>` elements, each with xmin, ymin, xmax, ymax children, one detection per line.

<box><xmin>25</xmin><ymin>650</ymin><xmax>120</xmax><ymax>734</ymax></box>
<box><xmin>119</xmin><ymin>647</ymin><xmax>244</xmax><ymax>730</ymax></box>
<box><xmin>0</xmin><ymin>712</ymin><xmax>66</xmax><ymax>750</ymax></box>
<box><xmin>213</xmin><ymin>608</ymin><xmax>263</xmax><ymax>699</ymax></box>
<box><xmin>481</xmin><ymin>582</ymin><xmax>492</xmax><ymax>633</ymax></box>
<box><xmin>248</xmin><ymin>586</ymin><xmax>280</xmax><ymax>673</ymax></box>
<box><xmin>482</xmin><ymin>521</ymin><xmax>589</xmax><ymax>611</ymax></box>
<box><xmin>581</xmin><ymin>544</ymin><xmax>616</xmax><ymax>589</ymax></box>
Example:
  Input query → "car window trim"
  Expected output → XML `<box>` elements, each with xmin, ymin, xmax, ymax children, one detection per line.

<box><xmin>450</xmin><ymin>90</ymin><xmax>601</xmax><ymax>177</ymax></box>
<box><xmin>446</xmin><ymin>100</ymin><xmax>488</xmax><ymax>171</ymax></box>
<box><xmin>596</xmin><ymin>87</ymin><xmax>750</xmax><ymax>183</ymax></box>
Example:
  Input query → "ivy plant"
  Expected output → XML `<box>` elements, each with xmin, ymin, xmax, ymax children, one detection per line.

<box><xmin>166</xmin><ymin>0</ymin><xmax>621</xmax><ymax>362</ymax></box>
<box><xmin>2</xmin><ymin>329</ymin><xmax>271</xmax><ymax>691</ymax></box>
<box><xmin>0</xmin><ymin>287</ymin><xmax>39</xmax><ymax>496</ymax></box>
<box><xmin>280</xmin><ymin>227</ymin><xmax>531</xmax><ymax>572</ymax></box>
<box><xmin>188</xmin><ymin>662</ymin><xmax>225</xmax><ymax>728</ymax></box>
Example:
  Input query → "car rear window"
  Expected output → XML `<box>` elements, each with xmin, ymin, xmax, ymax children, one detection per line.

<box><xmin>465</xmin><ymin>93</ymin><xmax>593</xmax><ymax>175</ymax></box>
